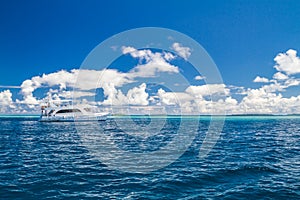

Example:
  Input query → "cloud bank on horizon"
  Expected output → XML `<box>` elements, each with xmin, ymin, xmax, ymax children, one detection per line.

<box><xmin>1</xmin><ymin>44</ymin><xmax>300</xmax><ymax>115</ymax></box>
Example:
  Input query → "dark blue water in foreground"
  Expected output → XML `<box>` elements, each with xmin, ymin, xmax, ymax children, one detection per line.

<box><xmin>1</xmin><ymin>116</ymin><xmax>300</xmax><ymax>199</ymax></box>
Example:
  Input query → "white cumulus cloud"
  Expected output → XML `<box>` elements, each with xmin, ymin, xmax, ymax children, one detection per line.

<box><xmin>122</xmin><ymin>46</ymin><xmax>179</xmax><ymax>78</ymax></box>
<box><xmin>253</xmin><ymin>76</ymin><xmax>270</xmax><ymax>83</ymax></box>
<box><xmin>13</xmin><ymin>46</ymin><xmax>182</xmax><ymax>110</ymax></box>
<box><xmin>238</xmin><ymin>88</ymin><xmax>300</xmax><ymax>114</ymax></box>
<box><xmin>157</xmin><ymin>89</ymin><xmax>192</xmax><ymax>106</ymax></box>
<box><xmin>0</xmin><ymin>90</ymin><xmax>14</xmax><ymax>112</ymax></box>
<box><xmin>185</xmin><ymin>84</ymin><xmax>229</xmax><ymax>97</ymax></box>
<box><xmin>171</xmin><ymin>42</ymin><xmax>191</xmax><ymax>60</ymax></box>
<box><xmin>157</xmin><ymin>84</ymin><xmax>230</xmax><ymax>114</ymax></box>
<box><xmin>273</xmin><ymin>72</ymin><xmax>289</xmax><ymax>80</ymax></box>
<box><xmin>3</xmin><ymin>47</ymin><xmax>300</xmax><ymax>115</ymax></box>
<box><xmin>274</xmin><ymin>49</ymin><xmax>300</xmax><ymax>75</ymax></box>
<box><xmin>102</xmin><ymin>83</ymin><xmax>149</xmax><ymax>106</ymax></box>
<box><xmin>20</xmin><ymin>70</ymin><xmax>78</xmax><ymax>105</ymax></box>
<box><xmin>194</xmin><ymin>75</ymin><xmax>205</xmax><ymax>80</ymax></box>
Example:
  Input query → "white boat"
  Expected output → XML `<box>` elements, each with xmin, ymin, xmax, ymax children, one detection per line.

<box><xmin>39</xmin><ymin>100</ymin><xmax>110</xmax><ymax>122</ymax></box>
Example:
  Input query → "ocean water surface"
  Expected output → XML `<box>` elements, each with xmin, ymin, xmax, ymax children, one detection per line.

<box><xmin>0</xmin><ymin>116</ymin><xmax>299</xmax><ymax>199</ymax></box>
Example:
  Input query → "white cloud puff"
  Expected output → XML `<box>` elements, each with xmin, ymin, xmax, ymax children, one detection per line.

<box><xmin>75</xmin><ymin>69</ymin><xmax>132</xmax><ymax>90</ymax></box>
<box><xmin>19</xmin><ymin>70</ymin><xmax>79</xmax><ymax>105</ymax></box>
<box><xmin>157</xmin><ymin>89</ymin><xmax>192</xmax><ymax>106</ymax></box>
<box><xmin>194</xmin><ymin>75</ymin><xmax>205</xmax><ymax>80</ymax></box>
<box><xmin>102</xmin><ymin>83</ymin><xmax>149</xmax><ymax>106</ymax></box>
<box><xmin>157</xmin><ymin>84</ymin><xmax>230</xmax><ymax>114</ymax></box>
<box><xmin>253</xmin><ymin>76</ymin><xmax>270</xmax><ymax>83</ymax></box>
<box><xmin>171</xmin><ymin>43</ymin><xmax>191</xmax><ymax>60</ymax></box>
<box><xmin>0</xmin><ymin>90</ymin><xmax>14</xmax><ymax>112</ymax></box>
<box><xmin>121</xmin><ymin>46</ymin><xmax>179</xmax><ymax>78</ymax></box>
<box><xmin>273</xmin><ymin>72</ymin><xmax>289</xmax><ymax>80</ymax></box>
<box><xmin>126</xmin><ymin>83</ymin><xmax>149</xmax><ymax>105</ymax></box>
<box><xmin>274</xmin><ymin>49</ymin><xmax>300</xmax><ymax>75</ymax></box>
<box><xmin>238</xmin><ymin>88</ymin><xmax>300</xmax><ymax>114</ymax></box>
<box><xmin>185</xmin><ymin>84</ymin><xmax>229</xmax><ymax>97</ymax></box>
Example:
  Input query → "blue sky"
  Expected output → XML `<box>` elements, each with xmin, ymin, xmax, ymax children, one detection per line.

<box><xmin>1</xmin><ymin>0</ymin><xmax>300</xmax><ymax>114</ymax></box>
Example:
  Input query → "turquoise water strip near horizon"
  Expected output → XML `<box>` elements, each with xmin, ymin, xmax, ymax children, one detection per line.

<box><xmin>1</xmin><ymin>114</ymin><xmax>300</xmax><ymax>120</ymax></box>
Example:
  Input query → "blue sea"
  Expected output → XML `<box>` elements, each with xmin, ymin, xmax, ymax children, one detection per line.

<box><xmin>0</xmin><ymin>116</ymin><xmax>300</xmax><ymax>199</ymax></box>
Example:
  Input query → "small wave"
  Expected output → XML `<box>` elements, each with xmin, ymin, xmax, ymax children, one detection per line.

<box><xmin>202</xmin><ymin>164</ymin><xmax>281</xmax><ymax>184</ymax></box>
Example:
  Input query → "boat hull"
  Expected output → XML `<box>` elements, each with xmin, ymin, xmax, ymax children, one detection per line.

<box><xmin>39</xmin><ymin>114</ymin><xmax>108</xmax><ymax>122</ymax></box>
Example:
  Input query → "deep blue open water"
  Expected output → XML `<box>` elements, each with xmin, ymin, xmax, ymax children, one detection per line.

<box><xmin>0</xmin><ymin>116</ymin><xmax>300</xmax><ymax>199</ymax></box>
